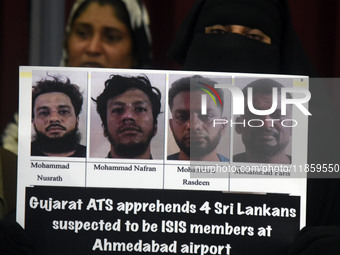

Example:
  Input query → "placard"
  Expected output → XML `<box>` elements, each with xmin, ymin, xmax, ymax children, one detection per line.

<box><xmin>17</xmin><ymin>66</ymin><xmax>309</xmax><ymax>254</ymax></box>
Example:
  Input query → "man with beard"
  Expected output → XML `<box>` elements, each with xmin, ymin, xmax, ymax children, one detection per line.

<box><xmin>168</xmin><ymin>76</ymin><xmax>228</xmax><ymax>161</ymax></box>
<box><xmin>95</xmin><ymin>75</ymin><xmax>161</xmax><ymax>159</ymax></box>
<box><xmin>234</xmin><ymin>79</ymin><xmax>292</xmax><ymax>164</ymax></box>
<box><xmin>31</xmin><ymin>76</ymin><xmax>86</xmax><ymax>157</ymax></box>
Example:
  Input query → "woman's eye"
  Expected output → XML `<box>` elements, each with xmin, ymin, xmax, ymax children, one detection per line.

<box><xmin>246</xmin><ymin>33</ymin><xmax>263</xmax><ymax>41</ymax></box>
<box><xmin>205</xmin><ymin>25</ymin><xmax>227</xmax><ymax>34</ymax></box>
<box><xmin>105</xmin><ymin>33</ymin><xmax>121</xmax><ymax>43</ymax></box>
<box><xmin>74</xmin><ymin>28</ymin><xmax>91</xmax><ymax>39</ymax></box>
<box><xmin>245</xmin><ymin>29</ymin><xmax>271</xmax><ymax>43</ymax></box>
<box><xmin>105</xmin><ymin>35</ymin><xmax>118</xmax><ymax>43</ymax></box>
<box><xmin>104</xmin><ymin>28</ymin><xmax>123</xmax><ymax>43</ymax></box>
<box><xmin>210</xmin><ymin>28</ymin><xmax>227</xmax><ymax>34</ymax></box>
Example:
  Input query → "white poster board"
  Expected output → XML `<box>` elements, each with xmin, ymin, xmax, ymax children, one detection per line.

<box><xmin>17</xmin><ymin>66</ymin><xmax>308</xmax><ymax>254</ymax></box>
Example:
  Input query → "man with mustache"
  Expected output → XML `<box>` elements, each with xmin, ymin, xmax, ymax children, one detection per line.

<box><xmin>234</xmin><ymin>79</ymin><xmax>292</xmax><ymax>164</ymax></box>
<box><xmin>31</xmin><ymin>76</ymin><xmax>86</xmax><ymax>157</ymax></box>
<box><xmin>168</xmin><ymin>75</ymin><xmax>228</xmax><ymax>161</ymax></box>
<box><xmin>95</xmin><ymin>75</ymin><xmax>161</xmax><ymax>159</ymax></box>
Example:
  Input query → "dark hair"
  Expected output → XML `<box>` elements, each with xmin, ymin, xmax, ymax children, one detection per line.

<box><xmin>95</xmin><ymin>75</ymin><xmax>161</xmax><ymax>130</ymax></box>
<box><xmin>242</xmin><ymin>78</ymin><xmax>292</xmax><ymax>99</ymax></box>
<box><xmin>168</xmin><ymin>75</ymin><xmax>224</xmax><ymax>111</ymax></box>
<box><xmin>32</xmin><ymin>75</ymin><xmax>83</xmax><ymax>118</ymax></box>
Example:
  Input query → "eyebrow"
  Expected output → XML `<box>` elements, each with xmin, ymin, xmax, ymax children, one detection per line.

<box><xmin>36</xmin><ymin>106</ymin><xmax>49</xmax><ymax>112</ymax></box>
<box><xmin>103</xmin><ymin>27</ymin><xmax>123</xmax><ymax>33</ymax></box>
<box><xmin>72</xmin><ymin>23</ymin><xmax>91</xmax><ymax>29</ymax></box>
<box><xmin>173</xmin><ymin>107</ymin><xmax>221</xmax><ymax>113</ymax></box>
<box><xmin>172</xmin><ymin>110</ymin><xmax>190</xmax><ymax>118</ymax></box>
<box><xmin>74</xmin><ymin>22</ymin><xmax>123</xmax><ymax>33</ymax></box>
<box><xmin>173</xmin><ymin>109</ymin><xmax>189</xmax><ymax>113</ymax></box>
<box><xmin>109</xmin><ymin>100</ymin><xmax>150</xmax><ymax>107</ymax></box>
<box><xmin>58</xmin><ymin>105</ymin><xmax>72</xmax><ymax>108</ymax></box>
<box><xmin>36</xmin><ymin>105</ymin><xmax>72</xmax><ymax>111</ymax></box>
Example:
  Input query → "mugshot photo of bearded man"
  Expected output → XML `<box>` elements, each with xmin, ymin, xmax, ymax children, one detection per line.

<box><xmin>31</xmin><ymin>70</ymin><xmax>88</xmax><ymax>158</ymax></box>
<box><xmin>232</xmin><ymin>78</ymin><xmax>295</xmax><ymax>164</ymax></box>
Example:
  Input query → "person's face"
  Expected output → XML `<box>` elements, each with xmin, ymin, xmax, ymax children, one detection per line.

<box><xmin>205</xmin><ymin>24</ymin><xmax>271</xmax><ymax>44</ymax></box>
<box><xmin>236</xmin><ymin>93</ymin><xmax>292</xmax><ymax>155</ymax></box>
<box><xmin>33</xmin><ymin>92</ymin><xmax>78</xmax><ymax>138</ymax></box>
<box><xmin>169</xmin><ymin>90</ymin><xmax>225</xmax><ymax>157</ymax></box>
<box><xmin>67</xmin><ymin>2</ymin><xmax>134</xmax><ymax>68</ymax></box>
<box><xmin>105</xmin><ymin>88</ymin><xmax>157</xmax><ymax>151</ymax></box>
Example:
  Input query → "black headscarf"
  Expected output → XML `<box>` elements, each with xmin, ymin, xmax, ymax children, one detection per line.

<box><xmin>169</xmin><ymin>0</ymin><xmax>316</xmax><ymax>76</ymax></box>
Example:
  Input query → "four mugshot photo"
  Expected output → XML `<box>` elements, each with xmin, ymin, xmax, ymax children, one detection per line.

<box><xmin>30</xmin><ymin>69</ymin><xmax>296</xmax><ymax>164</ymax></box>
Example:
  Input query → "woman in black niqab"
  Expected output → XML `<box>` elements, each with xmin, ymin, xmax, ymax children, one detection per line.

<box><xmin>169</xmin><ymin>0</ymin><xmax>340</xmax><ymax>254</ymax></box>
<box><xmin>169</xmin><ymin>0</ymin><xmax>317</xmax><ymax>76</ymax></box>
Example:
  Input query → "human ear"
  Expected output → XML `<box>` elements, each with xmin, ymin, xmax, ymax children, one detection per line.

<box><xmin>218</xmin><ymin>116</ymin><xmax>227</xmax><ymax>136</ymax></box>
<box><xmin>169</xmin><ymin>119</ymin><xmax>174</xmax><ymax>133</ymax></box>
<box><xmin>153</xmin><ymin>122</ymin><xmax>158</xmax><ymax>137</ymax></box>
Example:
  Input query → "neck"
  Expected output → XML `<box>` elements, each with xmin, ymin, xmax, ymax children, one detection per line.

<box><xmin>178</xmin><ymin>150</ymin><xmax>220</xmax><ymax>161</ymax></box>
<box><xmin>43</xmin><ymin>150</ymin><xmax>76</xmax><ymax>157</ymax></box>
<box><xmin>110</xmin><ymin>146</ymin><xmax>152</xmax><ymax>159</ymax></box>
